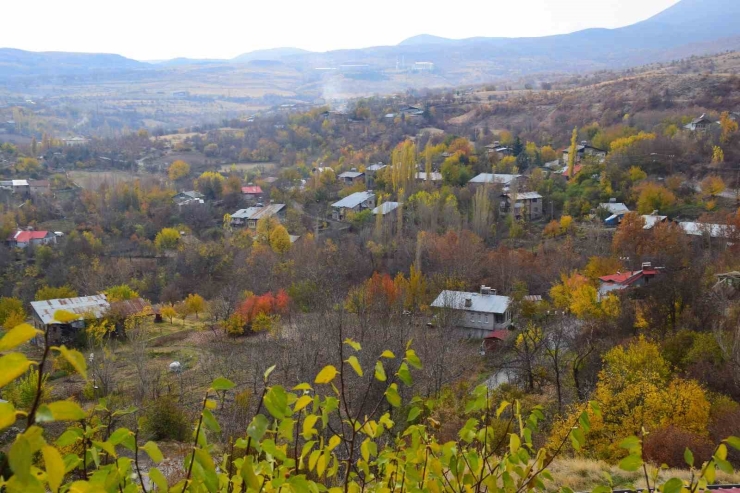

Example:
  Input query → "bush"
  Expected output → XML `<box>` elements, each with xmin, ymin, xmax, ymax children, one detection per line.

<box><xmin>3</xmin><ymin>368</ymin><xmax>50</xmax><ymax>410</ymax></box>
<box><xmin>643</xmin><ymin>426</ymin><xmax>714</xmax><ymax>468</ymax></box>
<box><xmin>143</xmin><ymin>396</ymin><xmax>191</xmax><ymax>442</ymax></box>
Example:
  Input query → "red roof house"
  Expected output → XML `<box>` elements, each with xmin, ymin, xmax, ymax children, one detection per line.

<box><xmin>598</xmin><ymin>262</ymin><xmax>659</xmax><ymax>298</ymax></box>
<box><xmin>241</xmin><ymin>186</ymin><xmax>263</xmax><ymax>196</ymax></box>
<box><xmin>7</xmin><ymin>230</ymin><xmax>57</xmax><ymax>248</ymax></box>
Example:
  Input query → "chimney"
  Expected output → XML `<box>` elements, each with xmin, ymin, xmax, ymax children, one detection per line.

<box><xmin>480</xmin><ymin>285</ymin><xmax>490</xmax><ymax>295</ymax></box>
<box><xmin>491</xmin><ymin>289</ymin><xmax>497</xmax><ymax>296</ymax></box>
<box><xmin>642</xmin><ymin>262</ymin><xmax>652</xmax><ymax>272</ymax></box>
<box><xmin>464</xmin><ymin>297</ymin><xmax>472</xmax><ymax>308</ymax></box>
<box><xmin>609</xmin><ymin>198</ymin><xmax>616</xmax><ymax>203</ymax></box>
<box><xmin>580</xmin><ymin>140</ymin><xmax>588</xmax><ymax>146</ymax></box>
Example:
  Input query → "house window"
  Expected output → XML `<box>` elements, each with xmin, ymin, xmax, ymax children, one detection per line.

<box><xmin>485</xmin><ymin>314</ymin><xmax>489</xmax><ymax>324</ymax></box>
<box><xmin>532</xmin><ymin>198</ymin><xmax>538</xmax><ymax>203</ymax></box>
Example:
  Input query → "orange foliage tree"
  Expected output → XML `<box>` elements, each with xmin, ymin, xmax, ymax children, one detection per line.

<box><xmin>237</xmin><ymin>290</ymin><xmax>290</xmax><ymax>329</ymax></box>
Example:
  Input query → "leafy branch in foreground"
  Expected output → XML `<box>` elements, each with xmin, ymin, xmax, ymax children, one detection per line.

<box><xmin>0</xmin><ymin>318</ymin><xmax>739</xmax><ymax>492</ymax></box>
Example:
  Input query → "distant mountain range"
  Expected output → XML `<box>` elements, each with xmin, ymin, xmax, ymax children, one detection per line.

<box><xmin>2</xmin><ymin>0</ymin><xmax>740</xmax><ymax>93</ymax></box>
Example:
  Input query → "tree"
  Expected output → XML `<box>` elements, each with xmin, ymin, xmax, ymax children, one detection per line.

<box><xmin>105</xmin><ymin>284</ymin><xmax>139</xmax><ymax>302</ymax></box>
<box><xmin>35</xmin><ymin>285</ymin><xmax>77</xmax><ymax>301</ymax></box>
<box><xmin>540</xmin><ymin>145</ymin><xmax>557</xmax><ymax>163</ymax></box>
<box><xmin>269</xmin><ymin>224</ymin><xmax>291</xmax><ymax>254</ymax></box>
<box><xmin>390</xmin><ymin>140</ymin><xmax>416</xmax><ymax>192</ymax></box>
<box><xmin>701</xmin><ymin>175</ymin><xmax>726</xmax><ymax>198</ymax></box>
<box><xmin>0</xmin><ymin>297</ymin><xmax>25</xmax><ymax>326</ymax></box>
<box><xmin>194</xmin><ymin>171</ymin><xmax>226</xmax><ymax>199</ymax></box>
<box><xmin>636</xmin><ymin>182</ymin><xmax>676</xmax><ymax>214</ymax></box>
<box><xmin>160</xmin><ymin>305</ymin><xmax>177</xmax><ymax>324</ymax></box>
<box><xmin>712</xmin><ymin>146</ymin><xmax>725</xmax><ymax>164</ymax></box>
<box><xmin>154</xmin><ymin>227</ymin><xmax>180</xmax><ymax>251</ymax></box>
<box><xmin>472</xmin><ymin>185</ymin><xmax>491</xmax><ymax>239</ymax></box>
<box><xmin>168</xmin><ymin>160</ymin><xmax>190</xmax><ymax>181</ymax></box>
<box><xmin>551</xmin><ymin>337</ymin><xmax>711</xmax><ymax>460</ymax></box>
<box><xmin>184</xmin><ymin>293</ymin><xmax>206</xmax><ymax>320</ymax></box>
<box><xmin>567</xmin><ymin>127</ymin><xmax>578</xmax><ymax>179</ymax></box>
<box><xmin>720</xmin><ymin>111</ymin><xmax>738</xmax><ymax>143</ymax></box>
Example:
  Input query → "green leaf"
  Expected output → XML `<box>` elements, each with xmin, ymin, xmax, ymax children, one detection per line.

<box><xmin>344</xmin><ymin>339</ymin><xmax>361</xmax><ymax>351</ymax></box>
<box><xmin>56</xmin><ymin>346</ymin><xmax>87</xmax><ymax>380</ymax></box>
<box><xmin>407</xmin><ymin>407</ymin><xmax>421</xmax><ymax>422</ymax></box>
<box><xmin>314</xmin><ymin>365</ymin><xmax>338</xmax><ymax>384</ymax></box>
<box><xmin>141</xmin><ymin>441</ymin><xmax>163</xmax><ymax>463</ymax></box>
<box><xmin>9</xmin><ymin>435</ymin><xmax>32</xmax><ymax>482</ymax></box>
<box><xmin>716</xmin><ymin>458</ymin><xmax>733</xmax><ymax>474</ymax></box>
<box><xmin>202</xmin><ymin>408</ymin><xmax>221</xmax><ymax>434</ymax></box>
<box><xmin>618</xmin><ymin>454</ymin><xmax>642</xmax><ymax>472</ymax></box>
<box><xmin>725</xmin><ymin>436</ymin><xmax>740</xmax><ymax>450</ymax></box>
<box><xmin>397</xmin><ymin>362</ymin><xmax>412</xmax><ymax>386</ymax></box>
<box><xmin>0</xmin><ymin>324</ymin><xmax>40</xmax><ymax>351</ymax></box>
<box><xmin>385</xmin><ymin>383</ymin><xmax>401</xmax><ymax>407</ymax></box>
<box><xmin>210</xmin><ymin>377</ymin><xmax>235</xmax><ymax>391</ymax></box>
<box><xmin>264</xmin><ymin>385</ymin><xmax>289</xmax><ymax>419</ymax></box>
<box><xmin>619</xmin><ymin>436</ymin><xmax>640</xmax><ymax>451</ymax></box>
<box><xmin>346</xmin><ymin>356</ymin><xmax>363</xmax><ymax>377</ymax></box>
<box><xmin>148</xmin><ymin>467</ymin><xmax>168</xmax><ymax>493</ymax></box>
<box><xmin>405</xmin><ymin>349</ymin><xmax>422</xmax><ymax>369</ymax></box>
<box><xmin>241</xmin><ymin>456</ymin><xmax>261</xmax><ymax>490</ymax></box>
<box><xmin>705</xmin><ymin>462</ymin><xmax>716</xmax><ymax>484</ymax></box>
<box><xmin>663</xmin><ymin>477</ymin><xmax>683</xmax><ymax>493</ymax></box>
<box><xmin>0</xmin><ymin>401</ymin><xmax>16</xmax><ymax>431</ymax></box>
<box><xmin>247</xmin><ymin>414</ymin><xmax>269</xmax><ymax>442</ymax></box>
<box><xmin>374</xmin><ymin>361</ymin><xmax>387</xmax><ymax>382</ymax></box>
<box><xmin>684</xmin><ymin>447</ymin><xmax>694</xmax><ymax>467</ymax></box>
<box><xmin>0</xmin><ymin>353</ymin><xmax>33</xmax><ymax>388</ymax></box>
<box><xmin>37</xmin><ymin>401</ymin><xmax>86</xmax><ymax>421</ymax></box>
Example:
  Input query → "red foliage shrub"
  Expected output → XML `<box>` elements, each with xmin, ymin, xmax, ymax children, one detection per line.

<box><xmin>643</xmin><ymin>426</ymin><xmax>714</xmax><ymax>468</ymax></box>
<box><xmin>237</xmin><ymin>290</ymin><xmax>290</xmax><ymax>325</ymax></box>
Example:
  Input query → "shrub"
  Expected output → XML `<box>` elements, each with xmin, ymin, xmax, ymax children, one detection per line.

<box><xmin>643</xmin><ymin>426</ymin><xmax>714</xmax><ymax>468</ymax></box>
<box><xmin>143</xmin><ymin>396</ymin><xmax>191</xmax><ymax>442</ymax></box>
<box><xmin>3</xmin><ymin>368</ymin><xmax>50</xmax><ymax>410</ymax></box>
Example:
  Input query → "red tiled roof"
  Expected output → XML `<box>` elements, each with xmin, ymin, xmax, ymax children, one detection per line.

<box><xmin>9</xmin><ymin>230</ymin><xmax>50</xmax><ymax>242</ymax></box>
<box><xmin>242</xmin><ymin>186</ymin><xmax>263</xmax><ymax>194</ymax></box>
<box><xmin>600</xmin><ymin>269</ymin><xmax>658</xmax><ymax>286</ymax></box>
<box><xmin>485</xmin><ymin>330</ymin><xmax>511</xmax><ymax>341</ymax></box>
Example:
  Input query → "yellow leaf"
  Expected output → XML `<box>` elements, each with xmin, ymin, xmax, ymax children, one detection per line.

<box><xmin>0</xmin><ymin>353</ymin><xmax>33</xmax><ymax>388</ymax></box>
<box><xmin>56</xmin><ymin>346</ymin><xmax>87</xmax><ymax>380</ymax></box>
<box><xmin>314</xmin><ymin>365</ymin><xmax>338</xmax><ymax>384</ymax></box>
<box><xmin>0</xmin><ymin>324</ymin><xmax>40</xmax><ymax>351</ymax></box>
<box><xmin>380</xmin><ymin>350</ymin><xmax>395</xmax><ymax>359</ymax></box>
<box><xmin>294</xmin><ymin>395</ymin><xmax>312</xmax><ymax>413</ymax></box>
<box><xmin>0</xmin><ymin>401</ymin><xmax>17</xmax><ymax>431</ymax></box>
<box><xmin>42</xmin><ymin>445</ymin><xmax>65</xmax><ymax>493</ymax></box>
<box><xmin>345</xmin><ymin>356</ymin><xmax>363</xmax><ymax>377</ymax></box>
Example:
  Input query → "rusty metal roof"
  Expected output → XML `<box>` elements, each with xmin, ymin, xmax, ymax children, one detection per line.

<box><xmin>30</xmin><ymin>295</ymin><xmax>109</xmax><ymax>325</ymax></box>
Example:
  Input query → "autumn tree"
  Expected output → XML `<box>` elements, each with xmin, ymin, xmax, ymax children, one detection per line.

<box><xmin>701</xmin><ymin>175</ymin><xmax>726</xmax><ymax>198</ymax></box>
<box><xmin>184</xmin><ymin>293</ymin><xmax>206</xmax><ymax>320</ymax></box>
<box><xmin>161</xmin><ymin>305</ymin><xmax>177</xmax><ymax>324</ymax></box>
<box><xmin>391</xmin><ymin>140</ymin><xmax>416</xmax><ymax>192</ymax></box>
<box><xmin>712</xmin><ymin>146</ymin><xmax>725</xmax><ymax>164</ymax></box>
<box><xmin>567</xmin><ymin>127</ymin><xmax>578</xmax><ymax>179</ymax></box>
<box><xmin>720</xmin><ymin>111</ymin><xmax>738</xmax><ymax>143</ymax></box>
<box><xmin>154</xmin><ymin>227</ymin><xmax>180</xmax><ymax>251</ymax></box>
<box><xmin>269</xmin><ymin>224</ymin><xmax>291</xmax><ymax>254</ymax></box>
<box><xmin>550</xmin><ymin>337</ymin><xmax>711</xmax><ymax>460</ymax></box>
<box><xmin>636</xmin><ymin>182</ymin><xmax>676</xmax><ymax>214</ymax></box>
<box><xmin>472</xmin><ymin>185</ymin><xmax>491</xmax><ymax>239</ymax></box>
<box><xmin>0</xmin><ymin>297</ymin><xmax>25</xmax><ymax>327</ymax></box>
<box><xmin>194</xmin><ymin>171</ymin><xmax>226</xmax><ymax>199</ymax></box>
<box><xmin>35</xmin><ymin>285</ymin><xmax>77</xmax><ymax>301</ymax></box>
<box><xmin>612</xmin><ymin>212</ymin><xmax>649</xmax><ymax>263</ymax></box>
<box><xmin>168</xmin><ymin>160</ymin><xmax>190</xmax><ymax>181</ymax></box>
<box><xmin>105</xmin><ymin>284</ymin><xmax>140</xmax><ymax>302</ymax></box>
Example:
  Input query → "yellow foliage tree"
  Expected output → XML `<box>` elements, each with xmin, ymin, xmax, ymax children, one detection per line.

<box><xmin>720</xmin><ymin>111</ymin><xmax>738</xmax><ymax>143</ymax></box>
<box><xmin>567</xmin><ymin>127</ymin><xmax>578</xmax><ymax>179</ymax></box>
<box><xmin>712</xmin><ymin>146</ymin><xmax>725</xmax><ymax>164</ymax></box>
<box><xmin>168</xmin><ymin>160</ymin><xmax>190</xmax><ymax>181</ymax></box>
<box><xmin>154</xmin><ymin>227</ymin><xmax>180</xmax><ymax>251</ymax></box>
<box><xmin>550</xmin><ymin>337</ymin><xmax>710</xmax><ymax>460</ymax></box>
<box><xmin>636</xmin><ymin>183</ymin><xmax>676</xmax><ymax>214</ymax></box>
<box><xmin>269</xmin><ymin>224</ymin><xmax>291</xmax><ymax>254</ymax></box>
<box><xmin>701</xmin><ymin>175</ymin><xmax>726</xmax><ymax>198</ymax></box>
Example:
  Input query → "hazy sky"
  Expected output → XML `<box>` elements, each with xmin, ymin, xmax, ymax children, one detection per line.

<box><xmin>1</xmin><ymin>0</ymin><xmax>681</xmax><ymax>61</ymax></box>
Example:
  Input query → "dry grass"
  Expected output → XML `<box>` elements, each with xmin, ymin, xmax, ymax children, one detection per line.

<box><xmin>219</xmin><ymin>162</ymin><xmax>277</xmax><ymax>173</ymax></box>
<box><xmin>69</xmin><ymin>170</ymin><xmax>153</xmax><ymax>189</ymax></box>
<box><xmin>547</xmin><ymin>458</ymin><xmax>740</xmax><ymax>492</ymax></box>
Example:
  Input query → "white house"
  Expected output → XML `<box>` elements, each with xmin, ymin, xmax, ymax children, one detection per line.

<box><xmin>430</xmin><ymin>286</ymin><xmax>512</xmax><ymax>338</ymax></box>
<box><xmin>331</xmin><ymin>191</ymin><xmax>376</xmax><ymax>221</ymax></box>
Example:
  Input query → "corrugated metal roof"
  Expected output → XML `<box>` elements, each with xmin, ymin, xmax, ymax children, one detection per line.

<box><xmin>680</xmin><ymin>221</ymin><xmax>732</xmax><ymax>238</ymax></box>
<box><xmin>469</xmin><ymin>173</ymin><xmax>520</xmax><ymax>185</ymax></box>
<box><xmin>332</xmin><ymin>191</ymin><xmax>375</xmax><ymax>209</ymax></box>
<box><xmin>599</xmin><ymin>203</ymin><xmax>629</xmax><ymax>214</ymax></box>
<box><xmin>231</xmin><ymin>207</ymin><xmax>261</xmax><ymax>219</ymax></box>
<box><xmin>241</xmin><ymin>186</ymin><xmax>263</xmax><ymax>194</ymax></box>
<box><xmin>251</xmin><ymin>204</ymin><xmax>285</xmax><ymax>220</ymax></box>
<box><xmin>372</xmin><ymin>202</ymin><xmax>400</xmax><ymax>215</ymax></box>
<box><xmin>642</xmin><ymin>214</ymin><xmax>667</xmax><ymax>229</ymax></box>
<box><xmin>31</xmin><ymin>295</ymin><xmax>109</xmax><ymax>325</ymax></box>
<box><xmin>338</xmin><ymin>171</ymin><xmax>364</xmax><ymax>179</ymax></box>
<box><xmin>415</xmin><ymin>172</ymin><xmax>443</xmax><ymax>181</ymax></box>
<box><xmin>507</xmin><ymin>192</ymin><xmax>543</xmax><ymax>200</ymax></box>
<box><xmin>431</xmin><ymin>290</ymin><xmax>510</xmax><ymax>314</ymax></box>
<box><xmin>366</xmin><ymin>164</ymin><xmax>386</xmax><ymax>172</ymax></box>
